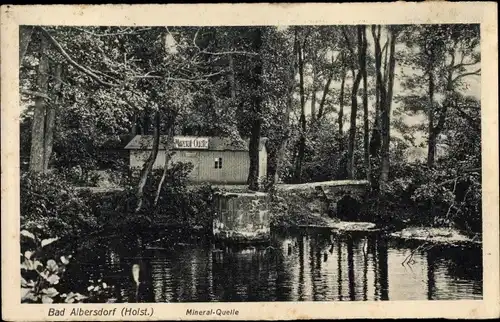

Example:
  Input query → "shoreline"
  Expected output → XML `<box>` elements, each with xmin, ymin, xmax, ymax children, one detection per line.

<box><xmin>389</xmin><ymin>226</ymin><xmax>481</xmax><ymax>245</ymax></box>
<box><xmin>270</xmin><ymin>212</ymin><xmax>481</xmax><ymax>245</ymax></box>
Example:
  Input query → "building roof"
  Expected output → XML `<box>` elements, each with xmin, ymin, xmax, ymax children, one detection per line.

<box><xmin>124</xmin><ymin>135</ymin><xmax>268</xmax><ymax>152</ymax></box>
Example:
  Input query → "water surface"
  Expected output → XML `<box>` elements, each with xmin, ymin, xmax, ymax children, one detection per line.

<box><xmin>70</xmin><ymin>228</ymin><xmax>482</xmax><ymax>302</ymax></box>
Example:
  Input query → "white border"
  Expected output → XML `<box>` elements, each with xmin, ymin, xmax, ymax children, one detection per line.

<box><xmin>1</xmin><ymin>3</ymin><xmax>498</xmax><ymax>320</ymax></box>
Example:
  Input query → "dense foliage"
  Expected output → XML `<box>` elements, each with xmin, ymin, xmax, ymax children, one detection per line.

<box><xmin>21</xmin><ymin>230</ymin><xmax>113</xmax><ymax>303</ymax></box>
<box><xmin>20</xmin><ymin>172</ymin><xmax>98</xmax><ymax>240</ymax></box>
<box><xmin>18</xmin><ymin>23</ymin><xmax>483</xmax><ymax>306</ymax></box>
<box><xmin>20</xmin><ymin>24</ymin><xmax>482</xmax><ymax>244</ymax></box>
<box><xmin>94</xmin><ymin>162</ymin><xmax>218</xmax><ymax>232</ymax></box>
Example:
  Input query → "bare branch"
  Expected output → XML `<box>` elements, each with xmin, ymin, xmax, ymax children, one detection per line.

<box><xmin>453</xmin><ymin>68</ymin><xmax>481</xmax><ymax>83</ymax></box>
<box><xmin>86</xmin><ymin>65</ymin><xmax>122</xmax><ymax>82</ymax></box>
<box><xmin>199</xmin><ymin>50</ymin><xmax>258</xmax><ymax>56</ymax></box>
<box><xmin>341</xmin><ymin>27</ymin><xmax>356</xmax><ymax>70</ymax></box>
<box><xmin>38</xmin><ymin>27</ymin><xmax>121</xmax><ymax>88</ymax></box>
<box><xmin>193</xmin><ymin>28</ymin><xmax>200</xmax><ymax>49</ymax></box>
<box><xmin>381</xmin><ymin>39</ymin><xmax>389</xmax><ymax>57</ymax></box>
<box><xmin>74</xmin><ymin>27</ymin><xmax>152</xmax><ymax>37</ymax></box>
<box><xmin>20</xmin><ymin>89</ymin><xmax>51</xmax><ymax>100</ymax></box>
<box><xmin>452</xmin><ymin>60</ymin><xmax>481</xmax><ymax>70</ymax></box>
<box><xmin>452</xmin><ymin>104</ymin><xmax>481</xmax><ymax>131</ymax></box>
<box><xmin>459</xmin><ymin>52</ymin><xmax>466</xmax><ymax>66</ymax></box>
<box><xmin>198</xmin><ymin>70</ymin><xmax>227</xmax><ymax>78</ymax></box>
<box><xmin>436</xmin><ymin>168</ymin><xmax>481</xmax><ymax>187</ymax></box>
<box><xmin>133</xmin><ymin>69</ymin><xmax>226</xmax><ymax>82</ymax></box>
<box><xmin>169</xmin><ymin>27</ymin><xmax>258</xmax><ymax>57</ymax></box>
<box><xmin>19</xmin><ymin>26</ymin><xmax>34</xmax><ymax>67</ymax></box>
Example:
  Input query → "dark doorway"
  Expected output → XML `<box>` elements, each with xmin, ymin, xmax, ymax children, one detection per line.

<box><xmin>336</xmin><ymin>195</ymin><xmax>361</xmax><ymax>221</ymax></box>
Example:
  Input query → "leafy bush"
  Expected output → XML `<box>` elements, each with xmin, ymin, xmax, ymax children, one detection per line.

<box><xmin>269</xmin><ymin>189</ymin><xmax>330</xmax><ymax>228</ymax></box>
<box><xmin>53</xmin><ymin>166</ymin><xmax>102</xmax><ymax>187</ymax></box>
<box><xmin>365</xmin><ymin>160</ymin><xmax>482</xmax><ymax>233</ymax></box>
<box><xmin>284</xmin><ymin>125</ymin><xmax>347</xmax><ymax>183</ymax></box>
<box><xmin>113</xmin><ymin>162</ymin><xmax>217</xmax><ymax>231</ymax></box>
<box><xmin>20</xmin><ymin>230</ymin><xmax>113</xmax><ymax>304</ymax></box>
<box><xmin>21</xmin><ymin>172</ymin><xmax>98</xmax><ymax>240</ymax></box>
<box><xmin>452</xmin><ymin>173</ymin><xmax>481</xmax><ymax>233</ymax></box>
<box><xmin>148</xmin><ymin>163</ymin><xmax>217</xmax><ymax>229</ymax></box>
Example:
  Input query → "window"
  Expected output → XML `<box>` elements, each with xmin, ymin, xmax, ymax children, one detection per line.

<box><xmin>214</xmin><ymin>157</ymin><xmax>222</xmax><ymax>169</ymax></box>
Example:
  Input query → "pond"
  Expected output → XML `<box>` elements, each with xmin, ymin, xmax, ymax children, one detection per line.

<box><xmin>68</xmin><ymin>228</ymin><xmax>482</xmax><ymax>302</ymax></box>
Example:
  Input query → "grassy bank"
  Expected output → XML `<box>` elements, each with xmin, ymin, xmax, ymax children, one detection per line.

<box><xmin>268</xmin><ymin>186</ymin><xmax>481</xmax><ymax>244</ymax></box>
<box><xmin>20</xmin><ymin>165</ymin><xmax>218</xmax><ymax>242</ymax></box>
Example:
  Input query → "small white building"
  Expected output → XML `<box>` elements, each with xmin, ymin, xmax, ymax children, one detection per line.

<box><xmin>124</xmin><ymin>135</ymin><xmax>268</xmax><ymax>184</ymax></box>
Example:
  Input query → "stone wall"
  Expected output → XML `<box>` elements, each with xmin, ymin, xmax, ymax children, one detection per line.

<box><xmin>275</xmin><ymin>180</ymin><xmax>369</xmax><ymax>220</ymax></box>
<box><xmin>212</xmin><ymin>181</ymin><xmax>369</xmax><ymax>241</ymax></box>
<box><xmin>213</xmin><ymin>192</ymin><xmax>270</xmax><ymax>242</ymax></box>
<box><xmin>322</xmin><ymin>183</ymin><xmax>367</xmax><ymax>218</ymax></box>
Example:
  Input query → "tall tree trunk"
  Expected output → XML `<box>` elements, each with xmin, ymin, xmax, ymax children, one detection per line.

<box><xmin>360</xmin><ymin>27</ymin><xmax>370</xmax><ymax>182</ymax></box>
<box><xmin>383</xmin><ymin>38</ymin><xmax>389</xmax><ymax>85</ymax></box>
<box><xmin>29</xmin><ymin>34</ymin><xmax>49</xmax><ymax>173</ymax></box>
<box><xmin>347</xmin><ymin>68</ymin><xmax>362</xmax><ymax>179</ymax></box>
<box><xmin>43</xmin><ymin>63</ymin><xmax>62</xmax><ymax>171</ymax></box>
<box><xmin>338</xmin><ymin>53</ymin><xmax>346</xmax><ymax>138</ymax></box>
<box><xmin>130</xmin><ymin>112</ymin><xmax>138</xmax><ymax>136</ymax></box>
<box><xmin>142</xmin><ymin>114</ymin><xmax>151</xmax><ymax>135</ymax></box>
<box><xmin>19</xmin><ymin>26</ymin><xmax>34</xmax><ymax>67</ymax></box>
<box><xmin>228</xmin><ymin>55</ymin><xmax>237</xmax><ymax>101</ymax></box>
<box><xmin>380</xmin><ymin>27</ymin><xmax>397</xmax><ymax>184</ymax></box>
<box><xmin>317</xmin><ymin>69</ymin><xmax>333</xmax><ymax>121</ymax></box>
<box><xmin>266</xmin><ymin>143</ymin><xmax>279</xmax><ymax>189</ymax></box>
<box><xmin>154</xmin><ymin>113</ymin><xmax>176</xmax><ymax>207</ymax></box>
<box><xmin>369</xmin><ymin>26</ymin><xmax>382</xmax><ymax>164</ymax></box>
<box><xmin>386</xmin><ymin>30</ymin><xmax>396</xmax><ymax>114</ymax></box>
<box><xmin>372</xmin><ymin>25</ymin><xmax>388</xmax><ymax>188</ymax></box>
<box><xmin>427</xmin><ymin>68</ymin><xmax>436</xmax><ymax>168</ymax></box>
<box><xmin>135</xmin><ymin>111</ymin><xmax>160</xmax><ymax>213</ymax></box>
<box><xmin>310</xmin><ymin>58</ymin><xmax>317</xmax><ymax>123</ymax></box>
<box><xmin>294</xmin><ymin>39</ymin><xmax>307</xmax><ymax>183</ymax></box>
<box><xmin>427</xmin><ymin>59</ymin><xmax>456</xmax><ymax>169</ymax></box>
<box><xmin>295</xmin><ymin>135</ymin><xmax>306</xmax><ymax>183</ymax></box>
<box><xmin>346</xmin><ymin>27</ymin><xmax>364</xmax><ymax>179</ymax></box>
<box><xmin>267</xmin><ymin>29</ymin><xmax>298</xmax><ymax>188</ymax></box>
<box><xmin>247</xmin><ymin>29</ymin><xmax>263</xmax><ymax>191</ymax></box>
<box><xmin>370</xmin><ymin>45</ymin><xmax>381</xmax><ymax>160</ymax></box>
<box><xmin>248</xmin><ymin>119</ymin><xmax>262</xmax><ymax>191</ymax></box>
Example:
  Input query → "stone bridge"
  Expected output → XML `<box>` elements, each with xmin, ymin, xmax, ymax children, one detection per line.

<box><xmin>277</xmin><ymin>180</ymin><xmax>370</xmax><ymax>220</ymax></box>
<box><xmin>213</xmin><ymin>180</ymin><xmax>370</xmax><ymax>243</ymax></box>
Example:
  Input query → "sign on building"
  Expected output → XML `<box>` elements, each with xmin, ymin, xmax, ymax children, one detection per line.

<box><xmin>173</xmin><ymin>136</ymin><xmax>209</xmax><ymax>149</ymax></box>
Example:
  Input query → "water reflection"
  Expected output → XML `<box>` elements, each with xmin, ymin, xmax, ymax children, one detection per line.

<box><xmin>69</xmin><ymin>229</ymin><xmax>482</xmax><ymax>302</ymax></box>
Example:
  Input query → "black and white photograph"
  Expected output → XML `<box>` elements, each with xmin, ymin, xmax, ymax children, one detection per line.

<box><xmin>2</xmin><ymin>3</ymin><xmax>499</xmax><ymax>321</ymax></box>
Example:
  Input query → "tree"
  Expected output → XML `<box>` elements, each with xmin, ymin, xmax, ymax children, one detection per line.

<box><xmin>399</xmin><ymin>24</ymin><xmax>480</xmax><ymax>168</ymax></box>
<box><xmin>342</xmin><ymin>26</ymin><xmax>364</xmax><ymax>179</ymax></box>
<box><xmin>262</xmin><ymin>26</ymin><xmax>297</xmax><ymax>189</ymax></box>
<box><xmin>19</xmin><ymin>26</ymin><xmax>34</xmax><ymax>67</ymax></box>
<box><xmin>28</xmin><ymin>31</ymin><xmax>49</xmax><ymax>173</ymax></box>
<box><xmin>43</xmin><ymin>63</ymin><xmax>62</xmax><ymax>171</ymax></box>
<box><xmin>246</xmin><ymin>28</ymin><xmax>264</xmax><ymax>191</ymax></box>
<box><xmin>360</xmin><ymin>26</ymin><xmax>370</xmax><ymax>182</ymax></box>
<box><xmin>382</xmin><ymin>26</ymin><xmax>398</xmax><ymax>184</ymax></box>
<box><xmin>21</xmin><ymin>26</ymin><xmax>246</xmax><ymax>208</ymax></box>
<box><xmin>292</xmin><ymin>29</ymin><xmax>308</xmax><ymax>183</ymax></box>
<box><xmin>338</xmin><ymin>51</ymin><xmax>347</xmax><ymax>138</ymax></box>
<box><xmin>371</xmin><ymin>25</ymin><xmax>399</xmax><ymax>187</ymax></box>
<box><xmin>21</xmin><ymin>26</ymin><xmax>150</xmax><ymax>174</ymax></box>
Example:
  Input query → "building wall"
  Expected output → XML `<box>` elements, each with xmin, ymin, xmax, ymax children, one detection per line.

<box><xmin>130</xmin><ymin>149</ymin><xmax>267</xmax><ymax>184</ymax></box>
<box><xmin>198</xmin><ymin>150</ymin><xmax>250</xmax><ymax>184</ymax></box>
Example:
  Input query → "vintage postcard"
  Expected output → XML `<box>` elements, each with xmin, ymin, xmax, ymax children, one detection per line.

<box><xmin>1</xmin><ymin>2</ymin><xmax>499</xmax><ymax>320</ymax></box>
